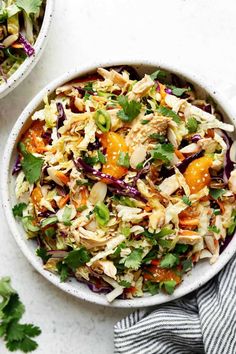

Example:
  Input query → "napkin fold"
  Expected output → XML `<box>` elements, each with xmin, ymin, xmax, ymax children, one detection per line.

<box><xmin>114</xmin><ymin>254</ymin><xmax>236</xmax><ymax>354</ymax></box>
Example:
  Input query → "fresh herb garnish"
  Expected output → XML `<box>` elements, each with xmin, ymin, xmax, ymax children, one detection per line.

<box><xmin>124</xmin><ymin>248</ymin><xmax>143</xmax><ymax>270</ymax></box>
<box><xmin>156</xmin><ymin>106</ymin><xmax>180</xmax><ymax>124</ymax></box>
<box><xmin>0</xmin><ymin>277</ymin><xmax>41</xmax><ymax>353</ymax></box>
<box><xmin>117</xmin><ymin>95</ymin><xmax>141</xmax><ymax>122</ymax></box>
<box><xmin>117</xmin><ymin>152</ymin><xmax>130</xmax><ymax>168</ymax></box>
<box><xmin>18</xmin><ymin>143</ymin><xmax>43</xmax><ymax>184</ymax></box>
<box><xmin>149</xmin><ymin>133</ymin><xmax>165</xmax><ymax>143</ymax></box>
<box><xmin>45</xmin><ymin>227</ymin><xmax>56</xmax><ymax>238</ymax></box>
<box><xmin>143</xmin><ymin>228</ymin><xmax>173</xmax><ymax>246</ymax></box>
<box><xmin>209</xmin><ymin>188</ymin><xmax>226</xmax><ymax>200</ymax></box>
<box><xmin>141</xmin><ymin>119</ymin><xmax>149</xmax><ymax>125</ymax></box>
<box><xmin>143</xmin><ymin>281</ymin><xmax>159</xmax><ymax>295</ymax></box>
<box><xmin>162</xmin><ymin>280</ymin><xmax>176</xmax><ymax>295</ymax></box>
<box><xmin>182</xmin><ymin>196</ymin><xmax>192</xmax><ymax>206</ymax></box>
<box><xmin>150</xmin><ymin>143</ymin><xmax>174</xmax><ymax>164</ymax></box>
<box><xmin>94</xmin><ymin>202</ymin><xmax>110</xmax><ymax>226</ymax></box>
<box><xmin>150</xmin><ymin>69</ymin><xmax>167</xmax><ymax>81</ymax></box>
<box><xmin>118</xmin><ymin>280</ymin><xmax>131</xmax><ymax>288</ymax></box>
<box><xmin>36</xmin><ymin>248</ymin><xmax>51</xmax><ymax>263</ymax></box>
<box><xmin>174</xmin><ymin>244</ymin><xmax>189</xmax><ymax>254</ymax></box>
<box><xmin>12</xmin><ymin>203</ymin><xmax>27</xmax><ymax>218</ymax></box>
<box><xmin>208</xmin><ymin>225</ymin><xmax>220</xmax><ymax>234</ymax></box>
<box><xmin>186</xmin><ymin>117</ymin><xmax>199</xmax><ymax>133</ymax></box>
<box><xmin>213</xmin><ymin>209</ymin><xmax>221</xmax><ymax>216</ymax></box>
<box><xmin>97</xmin><ymin>150</ymin><xmax>106</xmax><ymax>164</ymax></box>
<box><xmin>160</xmin><ymin>253</ymin><xmax>179</xmax><ymax>268</ymax></box>
<box><xmin>181</xmin><ymin>258</ymin><xmax>193</xmax><ymax>272</ymax></box>
<box><xmin>168</xmin><ymin>85</ymin><xmax>190</xmax><ymax>97</ymax></box>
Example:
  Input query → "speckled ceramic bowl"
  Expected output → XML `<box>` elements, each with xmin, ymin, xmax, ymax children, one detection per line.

<box><xmin>0</xmin><ymin>0</ymin><xmax>54</xmax><ymax>99</ymax></box>
<box><xmin>2</xmin><ymin>61</ymin><xmax>236</xmax><ymax>307</ymax></box>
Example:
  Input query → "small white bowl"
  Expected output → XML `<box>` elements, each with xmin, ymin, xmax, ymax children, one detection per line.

<box><xmin>0</xmin><ymin>0</ymin><xmax>54</xmax><ymax>99</ymax></box>
<box><xmin>1</xmin><ymin>61</ymin><xmax>236</xmax><ymax>308</ymax></box>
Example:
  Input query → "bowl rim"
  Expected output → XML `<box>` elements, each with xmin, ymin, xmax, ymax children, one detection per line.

<box><xmin>1</xmin><ymin>59</ymin><xmax>236</xmax><ymax>308</ymax></box>
<box><xmin>0</xmin><ymin>0</ymin><xmax>55</xmax><ymax>99</ymax></box>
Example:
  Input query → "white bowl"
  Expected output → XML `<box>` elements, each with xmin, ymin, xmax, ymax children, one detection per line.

<box><xmin>2</xmin><ymin>61</ymin><xmax>236</xmax><ymax>308</ymax></box>
<box><xmin>0</xmin><ymin>0</ymin><xmax>54</xmax><ymax>99</ymax></box>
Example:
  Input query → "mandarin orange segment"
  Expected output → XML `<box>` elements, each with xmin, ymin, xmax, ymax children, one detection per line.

<box><xmin>31</xmin><ymin>187</ymin><xmax>43</xmax><ymax>206</ymax></box>
<box><xmin>144</xmin><ymin>261</ymin><xmax>181</xmax><ymax>284</ymax></box>
<box><xmin>184</xmin><ymin>156</ymin><xmax>212</xmax><ymax>194</ymax></box>
<box><xmin>21</xmin><ymin>120</ymin><xmax>46</xmax><ymax>153</ymax></box>
<box><xmin>100</xmin><ymin>132</ymin><xmax>128</xmax><ymax>179</ymax></box>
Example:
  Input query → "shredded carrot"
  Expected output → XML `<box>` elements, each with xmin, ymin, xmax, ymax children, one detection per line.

<box><xmin>175</xmin><ymin>149</ymin><xmax>185</xmax><ymax>161</ymax></box>
<box><xmin>58</xmin><ymin>195</ymin><xmax>70</xmax><ymax>209</ymax></box>
<box><xmin>80</xmin><ymin>187</ymin><xmax>88</xmax><ymax>205</ymax></box>
<box><xmin>205</xmin><ymin>129</ymin><xmax>214</xmax><ymax>138</ymax></box>
<box><xmin>55</xmin><ymin>171</ymin><xmax>70</xmax><ymax>185</ymax></box>
<box><xmin>159</xmin><ymin>83</ymin><xmax>167</xmax><ymax>99</ymax></box>
<box><xmin>200</xmin><ymin>196</ymin><xmax>209</xmax><ymax>202</ymax></box>
<box><xmin>144</xmin><ymin>205</ymin><xmax>152</xmax><ymax>212</ymax></box>
<box><xmin>11</xmin><ymin>43</ymin><xmax>23</xmax><ymax>49</ymax></box>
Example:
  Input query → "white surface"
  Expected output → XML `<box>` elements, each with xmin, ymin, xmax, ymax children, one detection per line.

<box><xmin>1</xmin><ymin>0</ymin><xmax>236</xmax><ymax>352</ymax></box>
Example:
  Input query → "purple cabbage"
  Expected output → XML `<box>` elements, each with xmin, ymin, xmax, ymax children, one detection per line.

<box><xmin>37</xmin><ymin>210</ymin><xmax>55</xmax><ymax>218</ymax></box>
<box><xmin>191</xmin><ymin>134</ymin><xmax>202</xmax><ymax>143</ymax></box>
<box><xmin>132</xmin><ymin>162</ymin><xmax>151</xmax><ymax>186</ymax></box>
<box><xmin>165</xmin><ymin>87</ymin><xmax>172</xmax><ymax>94</ymax></box>
<box><xmin>74</xmin><ymin>158</ymin><xmax>147</xmax><ymax>202</ymax></box>
<box><xmin>18</xmin><ymin>33</ymin><xmax>35</xmax><ymax>56</ymax></box>
<box><xmin>107</xmin><ymin>65</ymin><xmax>140</xmax><ymax>80</ymax></box>
<box><xmin>12</xmin><ymin>154</ymin><xmax>22</xmax><ymax>175</ymax></box>
<box><xmin>177</xmin><ymin>150</ymin><xmax>204</xmax><ymax>174</ymax></box>
<box><xmin>87</xmin><ymin>138</ymin><xmax>101</xmax><ymax>151</ymax></box>
<box><xmin>77</xmin><ymin>277</ymin><xmax>112</xmax><ymax>294</ymax></box>
<box><xmin>220</xmin><ymin>236</ymin><xmax>233</xmax><ymax>254</ymax></box>
<box><xmin>217</xmin><ymin>130</ymin><xmax>234</xmax><ymax>182</ymax></box>
<box><xmin>42</xmin><ymin>129</ymin><xmax>52</xmax><ymax>145</ymax></box>
<box><xmin>203</xmin><ymin>104</ymin><xmax>212</xmax><ymax>114</ymax></box>
<box><xmin>56</xmin><ymin>102</ymin><xmax>67</xmax><ymax>138</ymax></box>
<box><xmin>56</xmin><ymin>185</ymin><xmax>69</xmax><ymax>196</ymax></box>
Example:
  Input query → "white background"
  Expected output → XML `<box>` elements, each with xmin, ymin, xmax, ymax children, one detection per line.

<box><xmin>1</xmin><ymin>0</ymin><xmax>236</xmax><ymax>353</ymax></box>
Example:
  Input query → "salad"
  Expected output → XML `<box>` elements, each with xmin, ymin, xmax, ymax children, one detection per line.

<box><xmin>0</xmin><ymin>0</ymin><xmax>45</xmax><ymax>84</ymax></box>
<box><xmin>12</xmin><ymin>66</ymin><xmax>236</xmax><ymax>302</ymax></box>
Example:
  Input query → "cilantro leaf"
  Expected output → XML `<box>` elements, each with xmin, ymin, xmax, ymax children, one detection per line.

<box><xmin>124</xmin><ymin>248</ymin><xmax>143</xmax><ymax>270</ymax></box>
<box><xmin>118</xmin><ymin>280</ymin><xmax>131</xmax><ymax>288</ymax></box>
<box><xmin>150</xmin><ymin>69</ymin><xmax>167</xmax><ymax>81</ymax></box>
<box><xmin>182</xmin><ymin>196</ymin><xmax>192</xmax><ymax>206</ymax></box>
<box><xmin>150</xmin><ymin>143</ymin><xmax>174</xmax><ymax>164</ymax></box>
<box><xmin>162</xmin><ymin>280</ymin><xmax>176</xmax><ymax>295</ymax></box>
<box><xmin>160</xmin><ymin>253</ymin><xmax>179</xmax><ymax>268</ymax></box>
<box><xmin>174</xmin><ymin>244</ymin><xmax>189</xmax><ymax>254</ymax></box>
<box><xmin>209</xmin><ymin>188</ymin><xmax>226</xmax><ymax>200</ymax></box>
<box><xmin>117</xmin><ymin>96</ymin><xmax>141</xmax><ymax>122</ymax></box>
<box><xmin>16</xmin><ymin>0</ymin><xmax>43</xmax><ymax>15</ymax></box>
<box><xmin>142</xmin><ymin>247</ymin><xmax>159</xmax><ymax>264</ymax></box>
<box><xmin>182</xmin><ymin>259</ymin><xmax>193</xmax><ymax>272</ymax></box>
<box><xmin>18</xmin><ymin>143</ymin><xmax>43</xmax><ymax>184</ymax></box>
<box><xmin>156</xmin><ymin>106</ymin><xmax>180</xmax><ymax>124</ymax></box>
<box><xmin>63</xmin><ymin>248</ymin><xmax>91</xmax><ymax>271</ymax></box>
<box><xmin>186</xmin><ymin>117</ymin><xmax>199</xmax><ymax>133</ymax></box>
<box><xmin>143</xmin><ymin>281</ymin><xmax>159</xmax><ymax>295</ymax></box>
<box><xmin>0</xmin><ymin>277</ymin><xmax>41</xmax><ymax>353</ymax></box>
<box><xmin>12</xmin><ymin>203</ymin><xmax>27</xmax><ymax>218</ymax></box>
<box><xmin>97</xmin><ymin>150</ymin><xmax>106</xmax><ymax>164</ymax></box>
<box><xmin>143</xmin><ymin>227</ymin><xmax>173</xmax><ymax>245</ymax></box>
<box><xmin>169</xmin><ymin>86</ymin><xmax>190</xmax><ymax>97</ymax></box>
<box><xmin>149</xmin><ymin>133</ymin><xmax>165</xmax><ymax>143</ymax></box>
<box><xmin>36</xmin><ymin>248</ymin><xmax>50</xmax><ymax>263</ymax></box>
<box><xmin>117</xmin><ymin>152</ymin><xmax>130</xmax><ymax>168</ymax></box>
<box><xmin>208</xmin><ymin>225</ymin><xmax>220</xmax><ymax>234</ymax></box>
<box><xmin>56</xmin><ymin>262</ymin><xmax>69</xmax><ymax>282</ymax></box>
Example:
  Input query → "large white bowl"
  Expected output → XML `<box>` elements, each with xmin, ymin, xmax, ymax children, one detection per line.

<box><xmin>0</xmin><ymin>0</ymin><xmax>54</xmax><ymax>99</ymax></box>
<box><xmin>1</xmin><ymin>61</ymin><xmax>236</xmax><ymax>308</ymax></box>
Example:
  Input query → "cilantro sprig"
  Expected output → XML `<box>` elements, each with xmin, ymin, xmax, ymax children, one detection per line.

<box><xmin>18</xmin><ymin>143</ymin><xmax>43</xmax><ymax>184</ymax></box>
<box><xmin>150</xmin><ymin>143</ymin><xmax>174</xmax><ymax>164</ymax></box>
<box><xmin>156</xmin><ymin>106</ymin><xmax>181</xmax><ymax>124</ymax></box>
<box><xmin>12</xmin><ymin>203</ymin><xmax>27</xmax><ymax>218</ymax></box>
<box><xmin>117</xmin><ymin>96</ymin><xmax>141</xmax><ymax>122</ymax></box>
<box><xmin>0</xmin><ymin>277</ymin><xmax>41</xmax><ymax>353</ymax></box>
<box><xmin>124</xmin><ymin>248</ymin><xmax>143</xmax><ymax>270</ymax></box>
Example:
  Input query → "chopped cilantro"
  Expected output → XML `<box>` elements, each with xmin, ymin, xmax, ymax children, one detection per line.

<box><xmin>208</xmin><ymin>225</ymin><xmax>220</xmax><ymax>234</ymax></box>
<box><xmin>182</xmin><ymin>196</ymin><xmax>192</xmax><ymax>206</ymax></box>
<box><xmin>113</xmin><ymin>196</ymin><xmax>136</xmax><ymax>207</ymax></box>
<box><xmin>150</xmin><ymin>69</ymin><xmax>167</xmax><ymax>81</ymax></box>
<box><xmin>36</xmin><ymin>248</ymin><xmax>50</xmax><ymax>263</ymax></box>
<box><xmin>44</xmin><ymin>227</ymin><xmax>56</xmax><ymax>238</ymax></box>
<box><xmin>0</xmin><ymin>277</ymin><xmax>41</xmax><ymax>352</ymax></box>
<box><xmin>77</xmin><ymin>205</ymin><xmax>87</xmax><ymax>212</ymax></box>
<box><xmin>143</xmin><ymin>281</ymin><xmax>159</xmax><ymax>295</ymax></box>
<box><xmin>162</xmin><ymin>280</ymin><xmax>176</xmax><ymax>295</ymax></box>
<box><xmin>117</xmin><ymin>95</ymin><xmax>141</xmax><ymax>122</ymax></box>
<box><xmin>56</xmin><ymin>262</ymin><xmax>69</xmax><ymax>282</ymax></box>
<box><xmin>168</xmin><ymin>85</ymin><xmax>190</xmax><ymax>97</ymax></box>
<box><xmin>160</xmin><ymin>253</ymin><xmax>179</xmax><ymax>268</ymax></box>
<box><xmin>156</xmin><ymin>106</ymin><xmax>180</xmax><ymax>124</ymax></box>
<box><xmin>186</xmin><ymin>117</ymin><xmax>199</xmax><ymax>133</ymax></box>
<box><xmin>174</xmin><ymin>244</ymin><xmax>189</xmax><ymax>254</ymax></box>
<box><xmin>18</xmin><ymin>143</ymin><xmax>43</xmax><ymax>184</ymax></box>
<box><xmin>150</xmin><ymin>143</ymin><xmax>174</xmax><ymax>164</ymax></box>
<box><xmin>97</xmin><ymin>150</ymin><xmax>106</xmax><ymax>164</ymax></box>
<box><xmin>118</xmin><ymin>280</ymin><xmax>131</xmax><ymax>288</ymax></box>
<box><xmin>117</xmin><ymin>152</ymin><xmax>130</xmax><ymax>168</ymax></box>
<box><xmin>124</xmin><ymin>248</ymin><xmax>143</xmax><ymax>270</ymax></box>
<box><xmin>12</xmin><ymin>203</ymin><xmax>27</xmax><ymax>218</ymax></box>
<box><xmin>141</xmin><ymin>119</ymin><xmax>149</xmax><ymax>125</ymax></box>
<box><xmin>143</xmin><ymin>228</ymin><xmax>173</xmax><ymax>246</ymax></box>
<box><xmin>136</xmin><ymin>162</ymin><xmax>144</xmax><ymax>170</ymax></box>
<box><xmin>209</xmin><ymin>188</ymin><xmax>226</xmax><ymax>200</ymax></box>
<box><xmin>213</xmin><ymin>209</ymin><xmax>221</xmax><ymax>216</ymax></box>
<box><xmin>182</xmin><ymin>259</ymin><xmax>193</xmax><ymax>272</ymax></box>
<box><xmin>149</xmin><ymin>133</ymin><xmax>165</xmax><ymax>143</ymax></box>
<box><xmin>142</xmin><ymin>247</ymin><xmax>158</xmax><ymax>264</ymax></box>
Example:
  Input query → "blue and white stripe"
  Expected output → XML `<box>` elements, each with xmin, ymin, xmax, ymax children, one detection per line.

<box><xmin>114</xmin><ymin>255</ymin><xmax>236</xmax><ymax>354</ymax></box>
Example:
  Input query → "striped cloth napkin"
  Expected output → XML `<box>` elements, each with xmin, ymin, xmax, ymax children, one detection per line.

<box><xmin>114</xmin><ymin>254</ymin><xmax>236</xmax><ymax>354</ymax></box>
